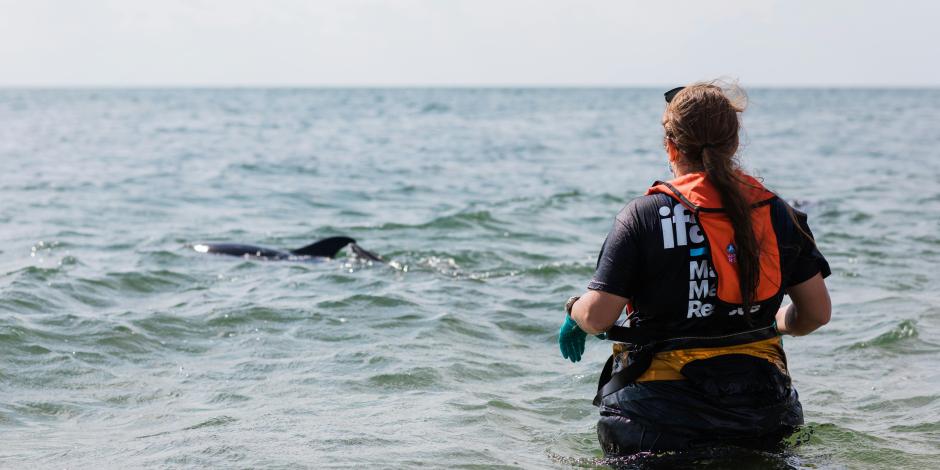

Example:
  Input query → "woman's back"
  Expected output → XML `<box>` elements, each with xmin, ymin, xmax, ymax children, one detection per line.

<box><xmin>559</xmin><ymin>82</ymin><xmax>832</xmax><ymax>457</ymax></box>
<box><xmin>590</xmin><ymin>190</ymin><xmax>828</xmax><ymax>340</ymax></box>
<box><xmin>591</xmin><ymin>182</ymin><xmax>826</xmax><ymax>453</ymax></box>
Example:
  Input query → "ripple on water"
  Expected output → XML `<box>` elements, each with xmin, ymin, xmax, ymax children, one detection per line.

<box><xmin>317</xmin><ymin>273</ymin><xmax>358</xmax><ymax>284</ymax></box>
<box><xmin>858</xmin><ymin>395</ymin><xmax>939</xmax><ymax>413</ymax></box>
<box><xmin>316</xmin><ymin>293</ymin><xmax>418</xmax><ymax>309</ymax></box>
<box><xmin>492</xmin><ymin>317</ymin><xmax>554</xmax><ymax>338</ymax></box>
<box><xmin>10</xmin><ymin>401</ymin><xmax>83</xmax><ymax>421</ymax></box>
<box><xmin>208</xmin><ymin>393</ymin><xmax>252</xmax><ymax>404</ymax></box>
<box><xmin>800</xmin><ymin>422</ymin><xmax>935</xmax><ymax>469</ymax></box>
<box><xmin>141</xmin><ymin>249</ymin><xmax>186</xmax><ymax>265</ymax></box>
<box><xmin>6</xmin><ymin>264</ymin><xmax>64</xmax><ymax>282</ymax></box>
<box><xmin>72</xmin><ymin>269</ymin><xmax>201</xmax><ymax>296</ymax></box>
<box><xmin>448</xmin><ymin>361</ymin><xmax>528</xmax><ymax>383</ymax></box>
<box><xmin>0</xmin><ymin>289</ymin><xmax>63</xmax><ymax>313</ymax></box>
<box><xmin>415</xmin><ymin>312</ymin><xmax>494</xmax><ymax>342</ymax></box>
<box><xmin>128</xmin><ymin>313</ymin><xmax>212</xmax><ymax>354</ymax></box>
<box><xmin>518</xmin><ymin>261</ymin><xmax>595</xmax><ymax>280</ymax></box>
<box><xmin>182</xmin><ymin>415</ymin><xmax>238</xmax><ymax>431</ymax></box>
<box><xmin>91</xmin><ymin>323</ymin><xmax>168</xmax><ymax>357</ymax></box>
<box><xmin>844</xmin><ymin>320</ymin><xmax>930</xmax><ymax>352</ymax></box>
<box><xmin>51</xmin><ymin>280</ymin><xmax>117</xmax><ymax>308</ymax></box>
<box><xmin>366</xmin><ymin>367</ymin><xmax>442</xmax><ymax>390</ymax></box>
<box><xmin>549</xmin><ymin>447</ymin><xmax>802</xmax><ymax>470</ymax></box>
<box><xmin>206</xmin><ymin>306</ymin><xmax>311</xmax><ymax>327</ymax></box>
<box><xmin>369</xmin><ymin>210</ymin><xmax>501</xmax><ymax>232</ymax></box>
<box><xmin>368</xmin><ymin>313</ymin><xmax>424</xmax><ymax>329</ymax></box>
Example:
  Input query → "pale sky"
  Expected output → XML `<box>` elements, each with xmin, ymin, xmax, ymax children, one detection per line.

<box><xmin>1</xmin><ymin>0</ymin><xmax>937</xmax><ymax>87</ymax></box>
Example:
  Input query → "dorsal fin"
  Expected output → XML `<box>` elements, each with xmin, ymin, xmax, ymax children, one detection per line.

<box><xmin>349</xmin><ymin>243</ymin><xmax>383</xmax><ymax>262</ymax></box>
<box><xmin>289</xmin><ymin>236</ymin><xmax>355</xmax><ymax>258</ymax></box>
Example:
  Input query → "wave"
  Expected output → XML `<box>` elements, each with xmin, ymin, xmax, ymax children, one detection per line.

<box><xmin>845</xmin><ymin>320</ymin><xmax>920</xmax><ymax>350</ymax></box>
<box><xmin>366</xmin><ymin>367</ymin><xmax>442</xmax><ymax>389</ymax></box>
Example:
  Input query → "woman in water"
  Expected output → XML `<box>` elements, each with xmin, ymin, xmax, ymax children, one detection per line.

<box><xmin>557</xmin><ymin>82</ymin><xmax>832</xmax><ymax>455</ymax></box>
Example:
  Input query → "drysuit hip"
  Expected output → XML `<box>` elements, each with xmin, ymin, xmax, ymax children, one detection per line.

<box><xmin>596</xmin><ymin>411</ymin><xmax>799</xmax><ymax>457</ymax></box>
<box><xmin>594</xmin><ymin>325</ymin><xmax>785</xmax><ymax>406</ymax></box>
<box><xmin>593</xmin><ymin>328</ymin><xmax>803</xmax><ymax>450</ymax></box>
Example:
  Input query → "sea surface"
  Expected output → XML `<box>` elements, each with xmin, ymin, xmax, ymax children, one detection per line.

<box><xmin>0</xmin><ymin>88</ymin><xmax>938</xmax><ymax>469</ymax></box>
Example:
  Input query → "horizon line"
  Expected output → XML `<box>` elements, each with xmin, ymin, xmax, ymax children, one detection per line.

<box><xmin>1</xmin><ymin>83</ymin><xmax>939</xmax><ymax>90</ymax></box>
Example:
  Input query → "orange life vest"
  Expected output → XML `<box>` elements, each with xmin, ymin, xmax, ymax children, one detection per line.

<box><xmin>595</xmin><ymin>173</ymin><xmax>789</xmax><ymax>405</ymax></box>
<box><xmin>646</xmin><ymin>172</ymin><xmax>783</xmax><ymax>305</ymax></box>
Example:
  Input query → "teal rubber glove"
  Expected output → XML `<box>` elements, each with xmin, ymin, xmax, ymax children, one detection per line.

<box><xmin>559</xmin><ymin>315</ymin><xmax>587</xmax><ymax>363</ymax></box>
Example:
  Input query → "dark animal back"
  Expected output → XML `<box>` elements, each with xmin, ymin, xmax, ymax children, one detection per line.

<box><xmin>197</xmin><ymin>243</ymin><xmax>289</xmax><ymax>259</ymax></box>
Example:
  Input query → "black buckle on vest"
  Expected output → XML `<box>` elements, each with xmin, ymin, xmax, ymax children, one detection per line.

<box><xmin>603</xmin><ymin>325</ymin><xmax>648</xmax><ymax>343</ymax></box>
<box><xmin>592</xmin><ymin>343</ymin><xmax>657</xmax><ymax>407</ymax></box>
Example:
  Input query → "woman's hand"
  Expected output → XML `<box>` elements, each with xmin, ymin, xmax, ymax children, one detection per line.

<box><xmin>558</xmin><ymin>315</ymin><xmax>588</xmax><ymax>363</ymax></box>
<box><xmin>558</xmin><ymin>291</ymin><xmax>626</xmax><ymax>363</ymax></box>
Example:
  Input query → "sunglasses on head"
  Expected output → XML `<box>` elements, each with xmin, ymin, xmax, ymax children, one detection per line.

<box><xmin>664</xmin><ymin>86</ymin><xmax>685</xmax><ymax>103</ymax></box>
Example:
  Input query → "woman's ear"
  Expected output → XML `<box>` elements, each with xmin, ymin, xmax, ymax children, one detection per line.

<box><xmin>666</xmin><ymin>138</ymin><xmax>680</xmax><ymax>162</ymax></box>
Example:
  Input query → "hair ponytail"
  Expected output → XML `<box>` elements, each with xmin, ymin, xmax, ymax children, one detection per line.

<box><xmin>664</xmin><ymin>81</ymin><xmax>760</xmax><ymax>310</ymax></box>
<box><xmin>701</xmin><ymin>148</ymin><xmax>760</xmax><ymax>310</ymax></box>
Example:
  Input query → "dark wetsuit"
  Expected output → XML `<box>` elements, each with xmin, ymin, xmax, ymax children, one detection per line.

<box><xmin>588</xmin><ymin>192</ymin><xmax>830</xmax><ymax>456</ymax></box>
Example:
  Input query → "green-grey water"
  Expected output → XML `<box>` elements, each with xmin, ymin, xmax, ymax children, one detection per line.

<box><xmin>1</xmin><ymin>89</ymin><xmax>938</xmax><ymax>468</ymax></box>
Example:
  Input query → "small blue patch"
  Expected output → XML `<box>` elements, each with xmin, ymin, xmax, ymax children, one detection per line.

<box><xmin>689</xmin><ymin>247</ymin><xmax>707</xmax><ymax>257</ymax></box>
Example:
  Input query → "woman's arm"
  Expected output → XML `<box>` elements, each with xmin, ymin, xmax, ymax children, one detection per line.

<box><xmin>571</xmin><ymin>290</ymin><xmax>629</xmax><ymax>335</ymax></box>
<box><xmin>775</xmin><ymin>273</ymin><xmax>831</xmax><ymax>336</ymax></box>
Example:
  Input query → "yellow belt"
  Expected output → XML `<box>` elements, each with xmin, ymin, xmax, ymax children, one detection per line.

<box><xmin>612</xmin><ymin>336</ymin><xmax>786</xmax><ymax>382</ymax></box>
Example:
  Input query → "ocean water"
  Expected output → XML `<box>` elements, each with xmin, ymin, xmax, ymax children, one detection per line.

<box><xmin>0</xmin><ymin>88</ymin><xmax>938</xmax><ymax>469</ymax></box>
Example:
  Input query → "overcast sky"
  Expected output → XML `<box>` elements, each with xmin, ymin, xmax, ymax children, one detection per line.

<box><xmin>1</xmin><ymin>0</ymin><xmax>937</xmax><ymax>87</ymax></box>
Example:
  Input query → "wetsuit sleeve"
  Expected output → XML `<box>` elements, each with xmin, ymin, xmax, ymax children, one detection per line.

<box><xmin>587</xmin><ymin>201</ymin><xmax>642</xmax><ymax>298</ymax></box>
<box><xmin>787</xmin><ymin>209</ymin><xmax>832</xmax><ymax>287</ymax></box>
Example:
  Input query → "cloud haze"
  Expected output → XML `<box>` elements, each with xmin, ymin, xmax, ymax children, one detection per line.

<box><xmin>1</xmin><ymin>0</ymin><xmax>936</xmax><ymax>86</ymax></box>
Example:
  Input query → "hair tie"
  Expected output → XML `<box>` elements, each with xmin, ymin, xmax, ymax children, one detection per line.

<box><xmin>699</xmin><ymin>143</ymin><xmax>712</xmax><ymax>158</ymax></box>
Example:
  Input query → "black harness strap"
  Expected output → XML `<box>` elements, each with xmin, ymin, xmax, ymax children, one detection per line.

<box><xmin>592</xmin><ymin>345</ymin><xmax>656</xmax><ymax>407</ymax></box>
<box><xmin>654</xmin><ymin>180</ymin><xmax>778</xmax><ymax>214</ymax></box>
<box><xmin>593</xmin><ymin>324</ymin><xmax>654</xmax><ymax>406</ymax></box>
<box><xmin>657</xmin><ymin>181</ymin><xmax>701</xmax><ymax>212</ymax></box>
<box><xmin>603</xmin><ymin>325</ymin><xmax>647</xmax><ymax>343</ymax></box>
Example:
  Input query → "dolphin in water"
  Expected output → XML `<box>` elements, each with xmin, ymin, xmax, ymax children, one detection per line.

<box><xmin>193</xmin><ymin>236</ymin><xmax>382</xmax><ymax>262</ymax></box>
